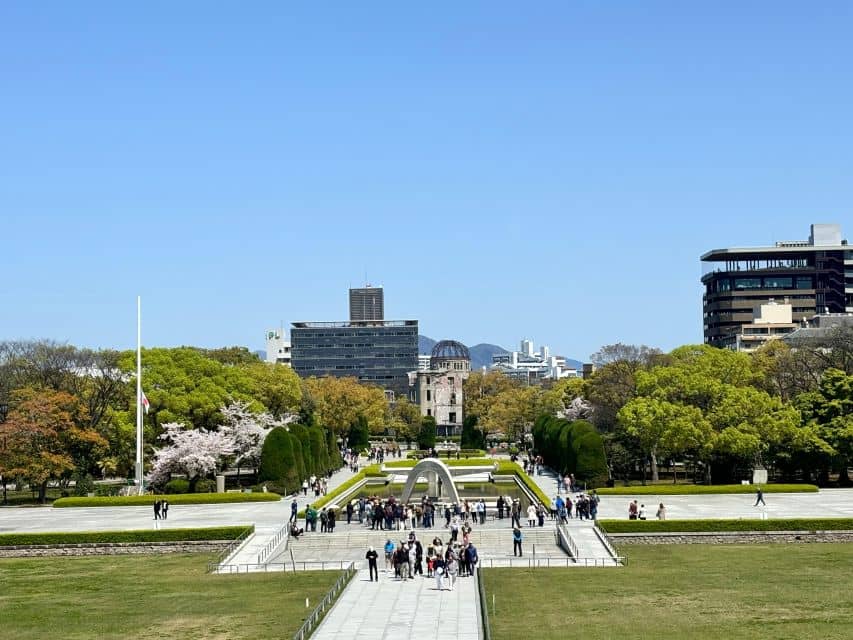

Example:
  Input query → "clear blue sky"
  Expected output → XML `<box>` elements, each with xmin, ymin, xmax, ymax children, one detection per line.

<box><xmin>2</xmin><ymin>2</ymin><xmax>851</xmax><ymax>360</ymax></box>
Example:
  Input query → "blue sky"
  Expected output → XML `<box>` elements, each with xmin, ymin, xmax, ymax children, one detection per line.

<box><xmin>2</xmin><ymin>2</ymin><xmax>851</xmax><ymax>360</ymax></box>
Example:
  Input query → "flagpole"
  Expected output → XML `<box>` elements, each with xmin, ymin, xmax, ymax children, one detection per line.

<box><xmin>136</xmin><ymin>296</ymin><xmax>143</xmax><ymax>495</ymax></box>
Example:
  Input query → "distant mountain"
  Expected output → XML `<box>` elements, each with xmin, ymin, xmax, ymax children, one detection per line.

<box><xmin>469</xmin><ymin>343</ymin><xmax>510</xmax><ymax>370</ymax></box>
<box><xmin>418</xmin><ymin>335</ymin><xmax>437</xmax><ymax>355</ymax></box>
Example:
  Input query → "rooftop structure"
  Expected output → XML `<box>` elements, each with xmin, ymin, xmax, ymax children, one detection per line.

<box><xmin>349</xmin><ymin>286</ymin><xmax>384</xmax><ymax>322</ymax></box>
<box><xmin>701</xmin><ymin>223</ymin><xmax>852</xmax><ymax>348</ymax></box>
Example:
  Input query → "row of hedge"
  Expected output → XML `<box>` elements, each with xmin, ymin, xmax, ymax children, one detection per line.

<box><xmin>53</xmin><ymin>493</ymin><xmax>281</xmax><ymax>508</ymax></box>
<box><xmin>0</xmin><ymin>526</ymin><xmax>253</xmax><ymax>547</ymax></box>
<box><xmin>595</xmin><ymin>483</ymin><xmax>819</xmax><ymax>496</ymax></box>
<box><xmin>407</xmin><ymin>449</ymin><xmax>487</xmax><ymax>458</ymax></box>
<box><xmin>383</xmin><ymin>458</ymin><xmax>495</xmax><ymax>469</ymax></box>
<box><xmin>532</xmin><ymin>415</ymin><xmax>608</xmax><ymax>483</ymax></box>
<box><xmin>494</xmin><ymin>461</ymin><xmax>551</xmax><ymax>506</ymax></box>
<box><xmin>598</xmin><ymin>518</ymin><xmax>853</xmax><ymax>533</ymax></box>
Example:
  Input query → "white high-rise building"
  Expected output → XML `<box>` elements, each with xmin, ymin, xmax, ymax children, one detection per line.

<box><xmin>265</xmin><ymin>329</ymin><xmax>292</xmax><ymax>366</ymax></box>
<box><xmin>520</xmin><ymin>339</ymin><xmax>534</xmax><ymax>357</ymax></box>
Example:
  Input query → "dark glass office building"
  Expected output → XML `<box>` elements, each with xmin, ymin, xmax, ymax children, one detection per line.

<box><xmin>290</xmin><ymin>320</ymin><xmax>418</xmax><ymax>397</ymax></box>
<box><xmin>701</xmin><ymin>224</ymin><xmax>852</xmax><ymax>348</ymax></box>
<box><xmin>349</xmin><ymin>286</ymin><xmax>384</xmax><ymax>322</ymax></box>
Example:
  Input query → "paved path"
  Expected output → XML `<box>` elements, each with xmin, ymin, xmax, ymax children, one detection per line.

<box><xmin>310</xmin><ymin>568</ymin><xmax>480</xmax><ymax>640</ymax></box>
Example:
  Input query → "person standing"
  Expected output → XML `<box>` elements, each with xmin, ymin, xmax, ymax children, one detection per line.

<box><xmin>511</xmin><ymin>500</ymin><xmax>521</xmax><ymax>528</ymax></box>
<box><xmin>478</xmin><ymin>499</ymin><xmax>486</xmax><ymax>525</ymax></box>
<box><xmin>446</xmin><ymin>553</ymin><xmax>458</xmax><ymax>591</ymax></box>
<box><xmin>656</xmin><ymin>503</ymin><xmax>666</xmax><ymax>520</ymax></box>
<box><xmin>161</xmin><ymin>499</ymin><xmax>169</xmax><ymax>520</ymax></box>
<box><xmin>290</xmin><ymin>498</ymin><xmax>298</xmax><ymax>524</ymax></box>
<box><xmin>512</xmin><ymin>526</ymin><xmax>523</xmax><ymax>557</ymax></box>
<box><xmin>526</xmin><ymin>503</ymin><xmax>537</xmax><ymax>527</ymax></box>
<box><xmin>302</xmin><ymin>480</ymin><xmax>308</xmax><ymax>496</ymax></box>
<box><xmin>346</xmin><ymin>501</ymin><xmax>354</xmax><ymax>525</ymax></box>
<box><xmin>497</xmin><ymin>495</ymin><xmax>505</xmax><ymax>519</ymax></box>
<box><xmin>384</xmin><ymin>539</ymin><xmax>395</xmax><ymax>572</ymax></box>
<box><xmin>153</xmin><ymin>500</ymin><xmax>161</xmax><ymax>521</ymax></box>
<box><xmin>434</xmin><ymin>554</ymin><xmax>446</xmax><ymax>591</ymax></box>
<box><xmin>754</xmin><ymin>487</ymin><xmax>766</xmax><ymax>507</ymax></box>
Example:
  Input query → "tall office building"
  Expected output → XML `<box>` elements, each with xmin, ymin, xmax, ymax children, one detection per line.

<box><xmin>290</xmin><ymin>320</ymin><xmax>418</xmax><ymax>397</ymax></box>
<box><xmin>349</xmin><ymin>286</ymin><xmax>384</xmax><ymax>322</ymax></box>
<box><xmin>701</xmin><ymin>223</ymin><xmax>852</xmax><ymax>348</ymax></box>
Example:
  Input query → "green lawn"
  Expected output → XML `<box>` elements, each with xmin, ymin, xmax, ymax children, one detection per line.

<box><xmin>483</xmin><ymin>544</ymin><xmax>853</xmax><ymax>640</ymax></box>
<box><xmin>0</xmin><ymin>553</ymin><xmax>338</xmax><ymax>640</ymax></box>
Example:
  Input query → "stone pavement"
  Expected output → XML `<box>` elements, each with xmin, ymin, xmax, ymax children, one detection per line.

<box><xmin>310</xmin><ymin>567</ymin><xmax>480</xmax><ymax>640</ymax></box>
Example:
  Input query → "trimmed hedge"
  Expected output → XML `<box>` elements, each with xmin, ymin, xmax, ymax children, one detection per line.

<box><xmin>594</xmin><ymin>484</ymin><xmax>819</xmax><ymax>496</ymax></box>
<box><xmin>383</xmin><ymin>458</ymin><xmax>495</xmax><ymax>469</ymax></box>
<box><xmin>494</xmin><ymin>461</ymin><xmax>551</xmax><ymax>506</ymax></box>
<box><xmin>53</xmin><ymin>493</ymin><xmax>281</xmax><ymax>508</ymax></box>
<box><xmin>597</xmin><ymin>518</ymin><xmax>853</xmax><ymax>534</ymax></box>
<box><xmin>0</xmin><ymin>526</ymin><xmax>253</xmax><ymax>547</ymax></box>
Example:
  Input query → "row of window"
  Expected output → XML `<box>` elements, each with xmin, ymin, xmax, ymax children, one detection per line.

<box><xmin>710</xmin><ymin>276</ymin><xmax>814</xmax><ymax>293</ymax></box>
<box><xmin>294</xmin><ymin>331</ymin><xmax>416</xmax><ymax>338</ymax></box>
<box><xmin>425</xmin><ymin>409</ymin><xmax>457</xmax><ymax>423</ymax></box>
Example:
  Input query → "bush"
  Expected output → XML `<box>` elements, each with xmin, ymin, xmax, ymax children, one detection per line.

<box><xmin>418</xmin><ymin>416</ymin><xmax>437</xmax><ymax>450</ymax></box>
<box><xmin>258</xmin><ymin>426</ymin><xmax>299</xmax><ymax>492</ymax></box>
<box><xmin>164</xmin><ymin>479</ymin><xmax>191</xmax><ymax>494</ymax></box>
<box><xmin>194</xmin><ymin>479</ymin><xmax>216</xmax><ymax>493</ymax></box>
<box><xmin>53</xmin><ymin>493</ymin><xmax>280</xmax><ymax>507</ymax></box>
<box><xmin>0</xmin><ymin>526</ymin><xmax>253</xmax><ymax>547</ymax></box>
<box><xmin>383</xmin><ymin>458</ymin><xmax>494</xmax><ymax>468</ymax></box>
<box><xmin>494</xmin><ymin>461</ymin><xmax>551</xmax><ymax>506</ymax></box>
<box><xmin>597</xmin><ymin>518</ymin><xmax>853</xmax><ymax>534</ymax></box>
<box><xmin>347</xmin><ymin>415</ymin><xmax>370</xmax><ymax>450</ymax></box>
<box><xmin>72</xmin><ymin>473</ymin><xmax>95</xmax><ymax>497</ymax></box>
<box><xmin>594</xmin><ymin>483</ymin><xmax>819</xmax><ymax>496</ymax></box>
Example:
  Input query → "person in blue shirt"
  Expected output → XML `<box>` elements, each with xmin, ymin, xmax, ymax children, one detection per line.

<box><xmin>512</xmin><ymin>527</ymin><xmax>523</xmax><ymax>557</ymax></box>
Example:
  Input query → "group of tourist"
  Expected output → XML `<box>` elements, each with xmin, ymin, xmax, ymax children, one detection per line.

<box><xmin>152</xmin><ymin>499</ymin><xmax>169</xmax><ymax>520</ymax></box>
<box><xmin>627</xmin><ymin>499</ymin><xmax>667</xmax><ymax>520</ymax></box>
<box><xmin>551</xmin><ymin>492</ymin><xmax>599</xmax><ymax>521</ymax></box>
<box><xmin>301</xmin><ymin>473</ymin><xmax>329</xmax><ymax>498</ymax></box>
<box><xmin>366</xmin><ymin>444</ymin><xmax>403</xmax><ymax>463</ymax></box>
<box><xmin>364</xmin><ymin>530</ymin><xmax>479</xmax><ymax>590</ymax></box>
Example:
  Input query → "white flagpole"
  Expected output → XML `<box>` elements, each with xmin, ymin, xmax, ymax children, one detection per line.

<box><xmin>135</xmin><ymin>296</ymin><xmax>143</xmax><ymax>494</ymax></box>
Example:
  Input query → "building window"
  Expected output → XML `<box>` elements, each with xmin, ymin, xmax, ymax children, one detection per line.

<box><xmin>426</xmin><ymin>390</ymin><xmax>431</xmax><ymax>401</ymax></box>
<box><xmin>426</xmin><ymin>377</ymin><xmax>431</xmax><ymax>385</ymax></box>
<box><xmin>448</xmin><ymin>412</ymin><xmax>456</xmax><ymax>423</ymax></box>
<box><xmin>450</xmin><ymin>393</ymin><xmax>456</xmax><ymax>405</ymax></box>
<box><xmin>448</xmin><ymin>377</ymin><xmax>454</xmax><ymax>385</ymax></box>
<box><xmin>427</xmin><ymin>409</ymin><xmax>432</xmax><ymax>417</ymax></box>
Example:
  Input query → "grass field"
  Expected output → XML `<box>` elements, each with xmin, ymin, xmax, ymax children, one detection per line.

<box><xmin>0</xmin><ymin>553</ymin><xmax>338</xmax><ymax>640</ymax></box>
<box><xmin>482</xmin><ymin>544</ymin><xmax>853</xmax><ymax>640</ymax></box>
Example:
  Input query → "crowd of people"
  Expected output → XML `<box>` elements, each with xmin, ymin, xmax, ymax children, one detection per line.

<box><xmin>364</xmin><ymin>530</ymin><xmax>479</xmax><ymax>590</ymax></box>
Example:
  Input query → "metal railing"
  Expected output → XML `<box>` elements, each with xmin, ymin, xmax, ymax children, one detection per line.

<box><xmin>292</xmin><ymin>562</ymin><xmax>357</xmax><ymax>640</ymax></box>
<box><xmin>555</xmin><ymin>524</ymin><xmax>579</xmax><ymax>560</ymax></box>
<box><xmin>476</xmin><ymin>566</ymin><xmax>492</xmax><ymax>640</ymax></box>
<box><xmin>257</xmin><ymin>523</ymin><xmax>289</xmax><ymax>565</ymax></box>
<box><xmin>209</xmin><ymin>559</ymin><xmax>356</xmax><ymax>573</ymax></box>
<box><xmin>476</xmin><ymin>556</ymin><xmax>623</xmax><ymax>568</ymax></box>
<box><xmin>593</xmin><ymin>523</ymin><xmax>621</xmax><ymax>563</ymax></box>
<box><xmin>209</xmin><ymin>526</ymin><xmax>254</xmax><ymax>571</ymax></box>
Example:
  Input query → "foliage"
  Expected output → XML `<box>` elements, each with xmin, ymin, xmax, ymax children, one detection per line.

<box><xmin>257</xmin><ymin>426</ymin><xmax>299</xmax><ymax>491</ymax></box>
<box><xmin>347</xmin><ymin>414</ymin><xmax>371</xmax><ymax>450</ymax></box>
<box><xmin>417</xmin><ymin>415</ymin><xmax>437</xmax><ymax>450</ymax></box>
<box><xmin>388</xmin><ymin>397</ymin><xmax>422</xmax><ymax>442</ymax></box>
<box><xmin>301</xmin><ymin>376</ymin><xmax>387</xmax><ymax>435</ymax></box>
<box><xmin>164</xmin><ymin>478</ymin><xmax>191</xmax><ymax>494</ymax></box>
<box><xmin>382</xmin><ymin>458</ymin><xmax>495</xmax><ymax>468</ymax></box>
<box><xmin>594</xmin><ymin>483</ymin><xmax>818</xmax><ymax>495</ymax></box>
<box><xmin>52</xmin><ymin>492</ymin><xmax>280</xmax><ymax>507</ymax></box>
<box><xmin>218</xmin><ymin>401</ymin><xmax>275</xmax><ymax>472</ymax></box>
<box><xmin>493</xmin><ymin>461</ymin><xmax>551</xmax><ymax>505</ymax></box>
<box><xmin>531</xmin><ymin>416</ymin><xmax>608</xmax><ymax>483</ymax></box>
<box><xmin>147</xmin><ymin>422</ymin><xmax>235</xmax><ymax>489</ymax></box>
<box><xmin>0</xmin><ymin>526</ymin><xmax>253</xmax><ymax>546</ymax></box>
<box><xmin>597</xmin><ymin>517</ymin><xmax>850</xmax><ymax>533</ymax></box>
<box><xmin>461</xmin><ymin>414</ymin><xmax>487</xmax><ymax>450</ymax></box>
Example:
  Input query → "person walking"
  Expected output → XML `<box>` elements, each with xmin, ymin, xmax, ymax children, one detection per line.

<box><xmin>754</xmin><ymin>487</ymin><xmax>766</xmax><ymax>507</ymax></box>
<box><xmin>161</xmin><ymin>499</ymin><xmax>169</xmax><ymax>520</ymax></box>
<box><xmin>434</xmin><ymin>554</ymin><xmax>446</xmax><ymax>591</ymax></box>
<box><xmin>384</xmin><ymin>539</ymin><xmax>395</xmax><ymax>572</ymax></box>
<box><xmin>365</xmin><ymin>546</ymin><xmax>379</xmax><ymax>581</ymax></box>
<box><xmin>153</xmin><ymin>500</ymin><xmax>161</xmax><ymax>520</ymax></box>
<box><xmin>290</xmin><ymin>498</ymin><xmax>298</xmax><ymax>524</ymax></box>
<box><xmin>346</xmin><ymin>501</ymin><xmax>354</xmax><ymax>525</ymax></box>
<box><xmin>656</xmin><ymin>503</ymin><xmax>666</xmax><ymax>520</ymax></box>
<box><xmin>512</xmin><ymin>526</ymin><xmax>523</xmax><ymax>557</ymax></box>
<box><xmin>446</xmin><ymin>553</ymin><xmax>458</xmax><ymax>591</ymax></box>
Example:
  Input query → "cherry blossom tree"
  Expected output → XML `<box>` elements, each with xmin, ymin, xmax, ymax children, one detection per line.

<box><xmin>147</xmin><ymin>422</ymin><xmax>235</xmax><ymax>491</ymax></box>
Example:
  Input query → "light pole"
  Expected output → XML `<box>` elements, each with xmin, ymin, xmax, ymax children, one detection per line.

<box><xmin>0</xmin><ymin>402</ymin><xmax>8</xmax><ymax>505</ymax></box>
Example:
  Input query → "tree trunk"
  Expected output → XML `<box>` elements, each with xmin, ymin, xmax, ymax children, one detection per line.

<box><xmin>39</xmin><ymin>481</ymin><xmax>48</xmax><ymax>504</ymax></box>
<box><xmin>672</xmin><ymin>461</ymin><xmax>677</xmax><ymax>484</ymax></box>
<box><xmin>650</xmin><ymin>450</ymin><xmax>659</xmax><ymax>483</ymax></box>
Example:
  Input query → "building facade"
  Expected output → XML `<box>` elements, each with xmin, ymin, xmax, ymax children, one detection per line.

<box><xmin>490</xmin><ymin>339</ymin><xmax>580</xmax><ymax>382</ymax></box>
<box><xmin>349</xmin><ymin>286</ymin><xmax>384</xmax><ymax>322</ymax></box>
<box><xmin>265</xmin><ymin>329</ymin><xmax>292</xmax><ymax>366</ymax></box>
<box><xmin>701</xmin><ymin>224</ymin><xmax>852</xmax><ymax>348</ymax></box>
<box><xmin>290</xmin><ymin>320</ymin><xmax>418</xmax><ymax>397</ymax></box>
<box><xmin>410</xmin><ymin>340</ymin><xmax>470</xmax><ymax>436</ymax></box>
<box><xmin>718</xmin><ymin>301</ymin><xmax>798</xmax><ymax>352</ymax></box>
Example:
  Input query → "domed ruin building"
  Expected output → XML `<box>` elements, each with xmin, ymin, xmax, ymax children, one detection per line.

<box><xmin>410</xmin><ymin>340</ymin><xmax>471</xmax><ymax>436</ymax></box>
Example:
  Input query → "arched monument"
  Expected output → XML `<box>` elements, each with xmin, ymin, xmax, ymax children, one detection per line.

<box><xmin>400</xmin><ymin>458</ymin><xmax>460</xmax><ymax>504</ymax></box>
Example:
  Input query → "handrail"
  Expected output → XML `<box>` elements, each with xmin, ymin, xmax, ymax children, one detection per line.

<box><xmin>555</xmin><ymin>523</ymin><xmax>579</xmax><ymax>560</ymax></box>
<box><xmin>209</xmin><ymin>560</ymin><xmax>357</xmax><ymax>573</ymax></box>
<box><xmin>593</xmin><ymin>523</ymin><xmax>621</xmax><ymax>563</ymax></box>
<box><xmin>477</xmin><ymin>556</ymin><xmax>625</xmax><ymax>568</ymax></box>
<box><xmin>257</xmin><ymin>523</ymin><xmax>290</xmax><ymax>565</ymax></box>
<box><xmin>292</xmin><ymin>562</ymin><xmax>357</xmax><ymax>640</ymax></box>
<box><xmin>476</xmin><ymin>565</ymin><xmax>492</xmax><ymax>640</ymax></box>
<box><xmin>209</xmin><ymin>525</ymin><xmax>254</xmax><ymax>571</ymax></box>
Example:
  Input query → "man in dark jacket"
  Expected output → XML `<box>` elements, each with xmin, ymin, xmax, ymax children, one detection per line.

<box><xmin>365</xmin><ymin>546</ymin><xmax>379</xmax><ymax>581</ymax></box>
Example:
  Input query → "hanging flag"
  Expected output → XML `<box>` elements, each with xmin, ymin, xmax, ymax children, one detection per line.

<box><xmin>141</xmin><ymin>390</ymin><xmax>150</xmax><ymax>414</ymax></box>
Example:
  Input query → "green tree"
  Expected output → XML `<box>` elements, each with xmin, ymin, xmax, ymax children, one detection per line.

<box><xmin>258</xmin><ymin>427</ymin><xmax>298</xmax><ymax>492</ymax></box>
<box><xmin>309</xmin><ymin>426</ymin><xmax>329</xmax><ymax>475</ymax></box>
<box><xmin>302</xmin><ymin>376</ymin><xmax>387</xmax><ymax>435</ymax></box>
<box><xmin>461</xmin><ymin>414</ymin><xmax>486</xmax><ymax>450</ymax></box>
<box><xmin>347</xmin><ymin>415</ymin><xmax>370</xmax><ymax>450</ymax></box>
<box><xmin>418</xmin><ymin>416</ymin><xmax>437</xmax><ymax>450</ymax></box>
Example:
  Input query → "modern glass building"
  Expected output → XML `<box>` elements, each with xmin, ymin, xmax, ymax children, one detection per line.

<box><xmin>290</xmin><ymin>320</ymin><xmax>418</xmax><ymax>397</ymax></box>
<box><xmin>701</xmin><ymin>224</ymin><xmax>852</xmax><ymax>348</ymax></box>
<box><xmin>349</xmin><ymin>286</ymin><xmax>384</xmax><ymax>322</ymax></box>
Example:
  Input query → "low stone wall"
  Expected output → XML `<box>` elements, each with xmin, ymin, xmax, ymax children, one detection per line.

<box><xmin>0</xmin><ymin>540</ymin><xmax>230</xmax><ymax>558</ymax></box>
<box><xmin>609</xmin><ymin>531</ymin><xmax>853</xmax><ymax>545</ymax></box>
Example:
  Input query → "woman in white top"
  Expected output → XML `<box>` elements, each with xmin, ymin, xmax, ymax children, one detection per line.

<box><xmin>527</xmin><ymin>503</ymin><xmax>537</xmax><ymax>527</ymax></box>
<box><xmin>446</xmin><ymin>553</ymin><xmax>458</xmax><ymax>591</ymax></box>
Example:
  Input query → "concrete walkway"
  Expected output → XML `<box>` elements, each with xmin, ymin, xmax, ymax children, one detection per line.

<box><xmin>310</xmin><ymin>568</ymin><xmax>480</xmax><ymax>640</ymax></box>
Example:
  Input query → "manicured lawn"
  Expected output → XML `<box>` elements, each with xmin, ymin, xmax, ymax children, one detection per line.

<box><xmin>482</xmin><ymin>544</ymin><xmax>853</xmax><ymax>640</ymax></box>
<box><xmin>0</xmin><ymin>553</ymin><xmax>338</xmax><ymax>640</ymax></box>
<box><xmin>598</xmin><ymin>518</ymin><xmax>853</xmax><ymax>533</ymax></box>
<box><xmin>595</xmin><ymin>483</ymin><xmax>818</xmax><ymax>495</ymax></box>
